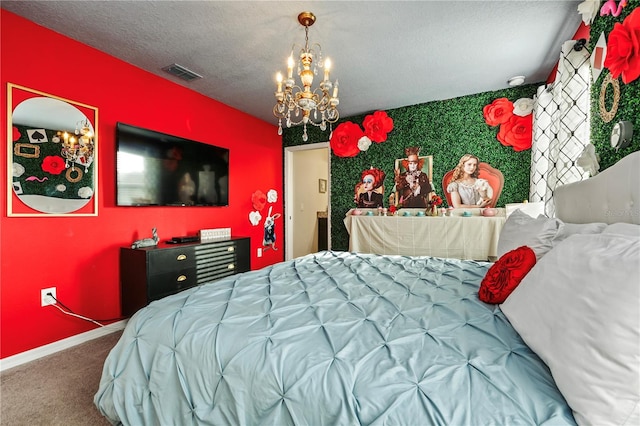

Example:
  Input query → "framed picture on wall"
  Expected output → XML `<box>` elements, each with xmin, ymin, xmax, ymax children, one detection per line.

<box><xmin>318</xmin><ymin>178</ymin><xmax>327</xmax><ymax>193</ymax></box>
<box><xmin>7</xmin><ymin>83</ymin><xmax>99</xmax><ymax>216</ymax></box>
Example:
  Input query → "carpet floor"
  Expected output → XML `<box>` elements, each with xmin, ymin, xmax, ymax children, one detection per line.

<box><xmin>1</xmin><ymin>330</ymin><xmax>122</xmax><ymax>425</ymax></box>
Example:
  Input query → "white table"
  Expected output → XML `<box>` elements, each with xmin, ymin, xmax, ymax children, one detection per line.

<box><xmin>344</xmin><ymin>208</ymin><xmax>506</xmax><ymax>260</ymax></box>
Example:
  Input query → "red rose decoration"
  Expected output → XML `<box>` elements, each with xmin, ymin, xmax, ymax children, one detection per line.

<box><xmin>483</xmin><ymin>98</ymin><xmax>514</xmax><ymax>127</ymax></box>
<box><xmin>497</xmin><ymin>114</ymin><xmax>532</xmax><ymax>151</ymax></box>
<box><xmin>251</xmin><ymin>190</ymin><xmax>267</xmax><ymax>211</ymax></box>
<box><xmin>604</xmin><ymin>8</ymin><xmax>640</xmax><ymax>84</ymax></box>
<box><xmin>330</xmin><ymin>122</ymin><xmax>363</xmax><ymax>157</ymax></box>
<box><xmin>41</xmin><ymin>156</ymin><xmax>66</xmax><ymax>175</ymax></box>
<box><xmin>362</xmin><ymin>111</ymin><xmax>394</xmax><ymax>143</ymax></box>
<box><xmin>13</xmin><ymin>126</ymin><xmax>21</xmax><ymax>142</ymax></box>
<box><xmin>478</xmin><ymin>246</ymin><xmax>536</xmax><ymax>304</ymax></box>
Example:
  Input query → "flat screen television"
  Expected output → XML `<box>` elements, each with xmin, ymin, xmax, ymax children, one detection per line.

<box><xmin>116</xmin><ymin>122</ymin><xmax>229</xmax><ymax>207</ymax></box>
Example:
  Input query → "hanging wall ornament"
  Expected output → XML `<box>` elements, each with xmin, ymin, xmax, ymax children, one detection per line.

<box><xmin>591</xmin><ymin>32</ymin><xmax>607</xmax><ymax>83</ymax></box>
<box><xmin>599</xmin><ymin>72</ymin><xmax>620</xmax><ymax>122</ymax></box>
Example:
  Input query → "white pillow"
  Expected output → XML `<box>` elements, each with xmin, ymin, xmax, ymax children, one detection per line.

<box><xmin>505</xmin><ymin>202</ymin><xmax>545</xmax><ymax>218</ymax></box>
<box><xmin>552</xmin><ymin>222</ymin><xmax>607</xmax><ymax>246</ymax></box>
<box><xmin>603</xmin><ymin>222</ymin><xmax>640</xmax><ymax>237</ymax></box>
<box><xmin>501</xmin><ymin>233</ymin><xmax>640</xmax><ymax>426</ymax></box>
<box><xmin>497</xmin><ymin>209</ymin><xmax>560</xmax><ymax>259</ymax></box>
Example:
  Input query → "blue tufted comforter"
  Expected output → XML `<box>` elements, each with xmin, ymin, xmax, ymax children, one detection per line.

<box><xmin>95</xmin><ymin>251</ymin><xmax>575</xmax><ymax>425</ymax></box>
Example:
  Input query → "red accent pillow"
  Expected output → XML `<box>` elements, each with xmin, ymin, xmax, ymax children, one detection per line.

<box><xmin>479</xmin><ymin>246</ymin><xmax>537</xmax><ymax>304</ymax></box>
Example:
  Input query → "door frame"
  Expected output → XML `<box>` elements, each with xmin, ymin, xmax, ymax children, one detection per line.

<box><xmin>284</xmin><ymin>142</ymin><xmax>331</xmax><ymax>261</ymax></box>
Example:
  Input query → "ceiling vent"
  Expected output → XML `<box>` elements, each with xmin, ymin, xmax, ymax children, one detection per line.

<box><xmin>162</xmin><ymin>63</ymin><xmax>203</xmax><ymax>82</ymax></box>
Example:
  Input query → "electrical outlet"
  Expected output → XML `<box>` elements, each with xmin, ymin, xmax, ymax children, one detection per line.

<box><xmin>41</xmin><ymin>287</ymin><xmax>56</xmax><ymax>307</ymax></box>
<box><xmin>257</xmin><ymin>248</ymin><xmax>263</xmax><ymax>258</ymax></box>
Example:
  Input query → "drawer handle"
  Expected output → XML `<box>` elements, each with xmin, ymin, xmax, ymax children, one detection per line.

<box><xmin>227</xmin><ymin>246</ymin><xmax>235</xmax><ymax>252</ymax></box>
<box><xmin>227</xmin><ymin>263</ymin><xmax>235</xmax><ymax>270</ymax></box>
<box><xmin>176</xmin><ymin>254</ymin><xmax>187</xmax><ymax>261</ymax></box>
<box><xmin>177</xmin><ymin>275</ymin><xmax>187</xmax><ymax>282</ymax></box>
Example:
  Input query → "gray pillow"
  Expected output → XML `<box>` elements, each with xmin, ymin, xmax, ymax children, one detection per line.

<box><xmin>602</xmin><ymin>222</ymin><xmax>640</xmax><ymax>237</ymax></box>
<box><xmin>552</xmin><ymin>222</ymin><xmax>607</xmax><ymax>246</ymax></box>
<box><xmin>497</xmin><ymin>209</ymin><xmax>561</xmax><ymax>259</ymax></box>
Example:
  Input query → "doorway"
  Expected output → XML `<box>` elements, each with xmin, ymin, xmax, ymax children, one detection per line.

<box><xmin>284</xmin><ymin>143</ymin><xmax>331</xmax><ymax>261</ymax></box>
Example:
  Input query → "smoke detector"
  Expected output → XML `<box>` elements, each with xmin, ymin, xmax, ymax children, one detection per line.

<box><xmin>507</xmin><ymin>75</ymin><xmax>525</xmax><ymax>87</ymax></box>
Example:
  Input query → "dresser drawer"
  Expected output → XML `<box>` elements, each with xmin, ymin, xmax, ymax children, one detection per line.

<box><xmin>148</xmin><ymin>269</ymin><xmax>197</xmax><ymax>301</ymax></box>
<box><xmin>196</xmin><ymin>260</ymin><xmax>238</xmax><ymax>283</ymax></box>
<box><xmin>195</xmin><ymin>242</ymin><xmax>238</xmax><ymax>258</ymax></box>
<box><xmin>148</xmin><ymin>247</ymin><xmax>196</xmax><ymax>274</ymax></box>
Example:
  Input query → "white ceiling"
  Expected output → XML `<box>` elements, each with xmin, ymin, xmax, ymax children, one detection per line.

<box><xmin>2</xmin><ymin>1</ymin><xmax>583</xmax><ymax>126</ymax></box>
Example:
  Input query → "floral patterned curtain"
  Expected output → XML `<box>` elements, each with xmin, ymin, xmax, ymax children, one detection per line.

<box><xmin>530</xmin><ymin>40</ymin><xmax>591</xmax><ymax>217</ymax></box>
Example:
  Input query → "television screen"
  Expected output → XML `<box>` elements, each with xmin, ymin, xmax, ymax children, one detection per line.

<box><xmin>116</xmin><ymin>122</ymin><xmax>229</xmax><ymax>207</ymax></box>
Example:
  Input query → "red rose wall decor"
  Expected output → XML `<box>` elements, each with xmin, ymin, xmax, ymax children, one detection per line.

<box><xmin>362</xmin><ymin>110</ymin><xmax>394</xmax><ymax>143</ymax></box>
<box><xmin>483</xmin><ymin>97</ymin><xmax>533</xmax><ymax>151</ymax></box>
<box><xmin>482</xmin><ymin>98</ymin><xmax>514</xmax><ymax>126</ymax></box>
<box><xmin>604</xmin><ymin>7</ymin><xmax>640</xmax><ymax>84</ymax></box>
<box><xmin>330</xmin><ymin>122</ymin><xmax>363</xmax><ymax>157</ymax></box>
<box><xmin>330</xmin><ymin>111</ymin><xmax>394</xmax><ymax>157</ymax></box>
<box><xmin>251</xmin><ymin>190</ymin><xmax>267</xmax><ymax>211</ymax></box>
<box><xmin>497</xmin><ymin>114</ymin><xmax>534</xmax><ymax>152</ymax></box>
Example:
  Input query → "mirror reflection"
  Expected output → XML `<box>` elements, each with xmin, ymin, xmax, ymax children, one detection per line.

<box><xmin>10</xmin><ymin>87</ymin><xmax>97</xmax><ymax>215</ymax></box>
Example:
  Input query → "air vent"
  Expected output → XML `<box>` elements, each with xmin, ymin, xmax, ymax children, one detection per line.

<box><xmin>161</xmin><ymin>63</ymin><xmax>203</xmax><ymax>82</ymax></box>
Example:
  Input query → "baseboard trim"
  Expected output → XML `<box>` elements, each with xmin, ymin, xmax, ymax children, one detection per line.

<box><xmin>0</xmin><ymin>320</ymin><xmax>127</xmax><ymax>372</ymax></box>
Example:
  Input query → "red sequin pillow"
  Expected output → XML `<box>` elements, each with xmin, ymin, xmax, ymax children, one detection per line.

<box><xmin>479</xmin><ymin>246</ymin><xmax>537</xmax><ymax>304</ymax></box>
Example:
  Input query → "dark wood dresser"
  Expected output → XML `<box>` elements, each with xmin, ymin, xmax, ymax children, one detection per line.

<box><xmin>120</xmin><ymin>237</ymin><xmax>250</xmax><ymax>316</ymax></box>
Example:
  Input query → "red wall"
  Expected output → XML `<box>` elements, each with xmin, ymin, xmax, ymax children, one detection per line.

<box><xmin>0</xmin><ymin>10</ymin><xmax>284</xmax><ymax>358</ymax></box>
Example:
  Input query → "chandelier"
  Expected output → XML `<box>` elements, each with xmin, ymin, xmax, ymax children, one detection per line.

<box><xmin>273</xmin><ymin>12</ymin><xmax>340</xmax><ymax>141</ymax></box>
<box><xmin>58</xmin><ymin>119</ymin><xmax>95</xmax><ymax>172</ymax></box>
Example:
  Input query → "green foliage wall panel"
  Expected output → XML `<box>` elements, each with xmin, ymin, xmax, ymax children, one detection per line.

<box><xmin>284</xmin><ymin>85</ymin><xmax>538</xmax><ymax>251</ymax></box>
<box><xmin>589</xmin><ymin>1</ymin><xmax>640</xmax><ymax>169</ymax></box>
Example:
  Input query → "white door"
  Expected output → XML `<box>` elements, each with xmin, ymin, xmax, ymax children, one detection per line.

<box><xmin>284</xmin><ymin>143</ymin><xmax>330</xmax><ymax>261</ymax></box>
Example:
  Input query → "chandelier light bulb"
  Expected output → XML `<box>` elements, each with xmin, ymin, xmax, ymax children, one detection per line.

<box><xmin>324</xmin><ymin>58</ymin><xmax>331</xmax><ymax>81</ymax></box>
<box><xmin>287</xmin><ymin>56</ymin><xmax>294</xmax><ymax>79</ymax></box>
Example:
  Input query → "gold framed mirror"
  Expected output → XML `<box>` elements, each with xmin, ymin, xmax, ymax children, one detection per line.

<box><xmin>7</xmin><ymin>83</ymin><xmax>98</xmax><ymax>216</ymax></box>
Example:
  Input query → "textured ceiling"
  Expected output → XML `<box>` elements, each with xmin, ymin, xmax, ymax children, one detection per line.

<box><xmin>2</xmin><ymin>1</ymin><xmax>583</xmax><ymax>126</ymax></box>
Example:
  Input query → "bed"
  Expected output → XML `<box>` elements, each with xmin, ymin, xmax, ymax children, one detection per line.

<box><xmin>95</xmin><ymin>151</ymin><xmax>640</xmax><ymax>426</ymax></box>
